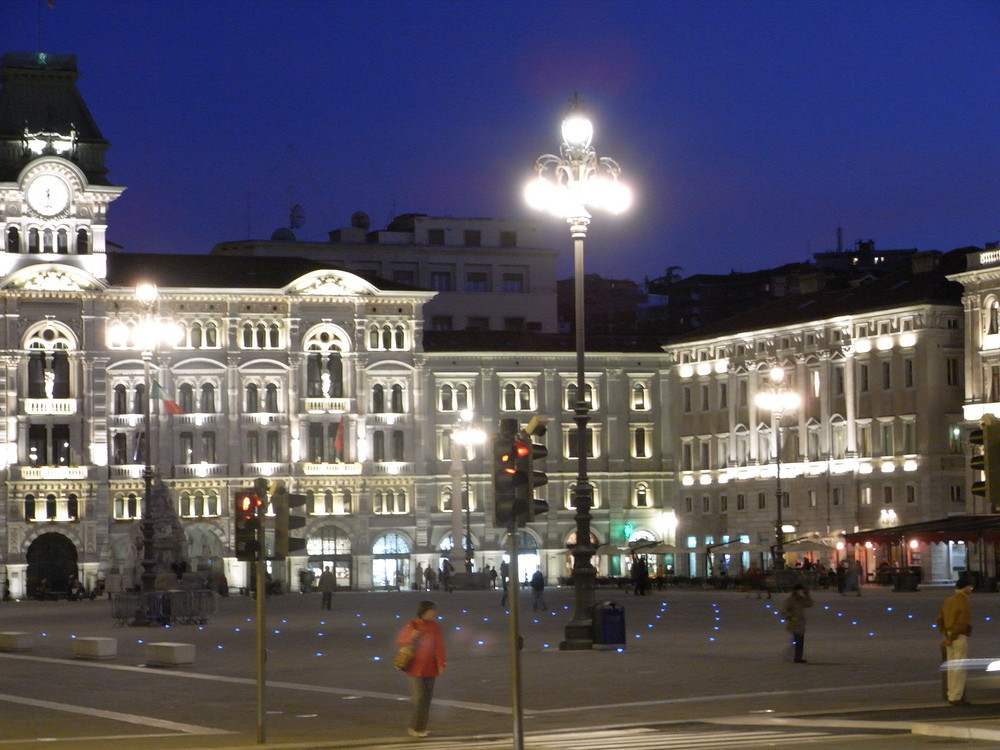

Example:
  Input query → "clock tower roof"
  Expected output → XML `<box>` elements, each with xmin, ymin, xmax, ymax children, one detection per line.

<box><xmin>0</xmin><ymin>52</ymin><xmax>111</xmax><ymax>185</ymax></box>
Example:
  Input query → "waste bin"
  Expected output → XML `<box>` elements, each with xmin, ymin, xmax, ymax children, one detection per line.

<box><xmin>892</xmin><ymin>567</ymin><xmax>919</xmax><ymax>592</ymax></box>
<box><xmin>592</xmin><ymin>600</ymin><xmax>625</xmax><ymax>650</ymax></box>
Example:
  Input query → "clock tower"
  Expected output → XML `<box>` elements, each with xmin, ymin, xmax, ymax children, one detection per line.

<box><xmin>0</xmin><ymin>53</ymin><xmax>124</xmax><ymax>281</ymax></box>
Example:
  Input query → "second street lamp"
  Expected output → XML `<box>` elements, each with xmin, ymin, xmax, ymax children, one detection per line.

<box><xmin>525</xmin><ymin>93</ymin><xmax>631</xmax><ymax>650</ymax></box>
<box><xmin>754</xmin><ymin>366</ymin><xmax>801</xmax><ymax>571</ymax></box>
<box><xmin>450</xmin><ymin>411</ymin><xmax>485</xmax><ymax>572</ymax></box>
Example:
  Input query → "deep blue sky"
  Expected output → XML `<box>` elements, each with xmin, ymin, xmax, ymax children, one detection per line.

<box><xmin>6</xmin><ymin>0</ymin><xmax>1000</xmax><ymax>282</ymax></box>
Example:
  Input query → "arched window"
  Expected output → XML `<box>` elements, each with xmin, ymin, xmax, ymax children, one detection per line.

<box><xmin>373</xmin><ymin>431</ymin><xmax>386</xmax><ymax>461</ymax></box>
<box><xmin>268</xmin><ymin>323</ymin><xmax>279</xmax><ymax>348</ymax></box>
<box><xmin>205</xmin><ymin>323</ymin><xmax>218</xmax><ymax>347</ymax></box>
<box><xmin>113</xmin><ymin>384</ymin><xmax>128</xmax><ymax>414</ymax></box>
<box><xmin>200</xmin><ymin>383</ymin><xmax>215</xmax><ymax>413</ymax></box>
<box><xmin>634</xmin><ymin>483</ymin><xmax>651</xmax><ymax>508</ymax></box>
<box><xmin>57</xmin><ymin>229</ymin><xmax>68</xmax><ymax>254</ymax></box>
<box><xmin>24</xmin><ymin>494</ymin><xmax>35</xmax><ymax>521</ymax></box>
<box><xmin>519</xmin><ymin>384</ymin><xmax>531</xmax><ymax>410</ymax></box>
<box><xmin>134</xmin><ymin>383</ymin><xmax>146</xmax><ymax>415</ymax></box>
<box><xmin>632</xmin><ymin>383</ymin><xmax>648</xmax><ymax>410</ymax></box>
<box><xmin>178</xmin><ymin>383</ymin><xmax>194</xmax><ymax>414</ymax></box>
<box><xmin>242</xmin><ymin>323</ymin><xmax>253</xmax><ymax>348</ymax></box>
<box><xmin>391</xmin><ymin>384</ymin><xmax>404</xmax><ymax>413</ymax></box>
<box><xmin>191</xmin><ymin>323</ymin><xmax>203</xmax><ymax>349</ymax></box>
<box><xmin>440</xmin><ymin>384</ymin><xmax>453</xmax><ymax>411</ymax></box>
<box><xmin>503</xmin><ymin>384</ymin><xmax>516</xmax><ymax>410</ymax></box>
<box><xmin>456</xmin><ymin>384</ymin><xmax>469</xmax><ymax>411</ymax></box>
<box><xmin>265</xmin><ymin>384</ymin><xmax>279</xmax><ymax>412</ymax></box>
<box><xmin>372</xmin><ymin>384</ymin><xmax>385</xmax><ymax>413</ymax></box>
<box><xmin>989</xmin><ymin>299</ymin><xmax>1000</xmax><ymax>336</ymax></box>
<box><xmin>439</xmin><ymin>486</ymin><xmax>453</xmax><ymax>512</ymax></box>
<box><xmin>7</xmin><ymin>226</ymin><xmax>19</xmax><ymax>253</ymax></box>
<box><xmin>392</xmin><ymin>430</ymin><xmax>405</xmax><ymax>461</ymax></box>
<box><xmin>369</xmin><ymin>325</ymin><xmax>380</xmax><ymax>349</ymax></box>
<box><xmin>394</xmin><ymin>325</ymin><xmax>405</xmax><ymax>349</ymax></box>
<box><xmin>246</xmin><ymin>383</ymin><xmax>259</xmax><ymax>412</ymax></box>
<box><xmin>381</xmin><ymin>325</ymin><xmax>392</xmax><ymax>350</ymax></box>
<box><xmin>76</xmin><ymin>228</ymin><xmax>88</xmax><ymax>254</ymax></box>
<box><xmin>28</xmin><ymin>228</ymin><xmax>39</xmax><ymax>253</ymax></box>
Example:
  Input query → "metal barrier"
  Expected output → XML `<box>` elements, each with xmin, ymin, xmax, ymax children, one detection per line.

<box><xmin>110</xmin><ymin>590</ymin><xmax>216</xmax><ymax>627</ymax></box>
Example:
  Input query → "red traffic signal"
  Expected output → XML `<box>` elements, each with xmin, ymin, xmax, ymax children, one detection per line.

<box><xmin>234</xmin><ymin>491</ymin><xmax>262</xmax><ymax>561</ymax></box>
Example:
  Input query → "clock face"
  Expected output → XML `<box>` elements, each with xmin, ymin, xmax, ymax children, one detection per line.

<box><xmin>26</xmin><ymin>174</ymin><xmax>70</xmax><ymax>216</ymax></box>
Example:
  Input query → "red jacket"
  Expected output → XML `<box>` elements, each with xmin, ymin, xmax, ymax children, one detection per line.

<box><xmin>396</xmin><ymin>617</ymin><xmax>446</xmax><ymax>678</ymax></box>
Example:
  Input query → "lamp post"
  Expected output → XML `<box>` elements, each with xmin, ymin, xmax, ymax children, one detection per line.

<box><xmin>754</xmin><ymin>366</ymin><xmax>801</xmax><ymax>570</ymax></box>
<box><xmin>108</xmin><ymin>284</ymin><xmax>180</xmax><ymax>619</ymax></box>
<box><xmin>525</xmin><ymin>93</ymin><xmax>631</xmax><ymax>649</ymax></box>
<box><xmin>450</xmin><ymin>411</ymin><xmax>485</xmax><ymax>572</ymax></box>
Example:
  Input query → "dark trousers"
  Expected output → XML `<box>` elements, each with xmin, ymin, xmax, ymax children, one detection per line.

<box><xmin>321</xmin><ymin>591</ymin><xmax>332</xmax><ymax>609</ymax></box>
<box><xmin>409</xmin><ymin>676</ymin><xmax>436</xmax><ymax>732</ymax></box>
<box><xmin>792</xmin><ymin>632</ymin><xmax>805</xmax><ymax>661</ymax></box>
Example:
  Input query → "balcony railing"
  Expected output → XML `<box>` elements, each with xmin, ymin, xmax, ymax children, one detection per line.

<box><xmin>174</xmin><ymin>413</ymin><xmax>220</xmax><ymax>427</ymax></box>
<box><xmin>240</xmin><ymin>462</ymin><xmax>292</xmax><ymax>477</ymax></box>
<box><xmin>240</xmin><ymin>413</ymin><xmax>286</xmax><ymax>426</ymax></box>
<box><xmin>23</xmin><ymin>398</ymin><xmax>76</xmax><ymax>416</ymax></box>
<box><xmin>371</xmin><ymin>461</ymin><xmax>413</xmax><ymax>476</ymax></box>
<box><xmin>302</xmin><ymin>397</ymin><xmax>352</xmax><ymax>414</ymax></box>
<box><xmin>174</xmin><ymin>463</ymin><xmax>228</xmax><ymax>478</ymax></box>
<box><xmin>302</xmin><ymin>461</ymin><xmax>363</xmax><ymax>476</ymax></box>
<box><xmin>19</xmin><ymin>466</ymin><xmax>89</xmax><ymax>480</ymax></box>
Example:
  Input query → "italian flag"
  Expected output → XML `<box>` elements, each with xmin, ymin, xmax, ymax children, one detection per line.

<box><xmin>151</xmin><ymin>380</ymin><xmax>184</xmax><ymax>415</ymax></box>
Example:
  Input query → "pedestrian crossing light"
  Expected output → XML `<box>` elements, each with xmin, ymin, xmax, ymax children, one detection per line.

<box><xmin>970</xmin><ymin>415</ymin><xmax>1000</xmax><ymax>511</ymax></box>
<box><xmin>234</xmin><ymin>491</ymin><xmax>262</xmax><ymax>561</ymax></box>
<box><xmin>271</xmin><ymin>481</ymin><xmax>308</xmax><ymax>559</ymax></box>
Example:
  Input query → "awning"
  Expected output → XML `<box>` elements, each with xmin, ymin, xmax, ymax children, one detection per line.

<box><xmin>842</xmin><ymin>515</ymin><xmax>1000</xmax><ymax>545</ymax></box>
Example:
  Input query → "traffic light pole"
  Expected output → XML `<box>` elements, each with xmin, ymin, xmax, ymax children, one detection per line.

<box><xmin>507</xmin><ymin>524</ymin><xmax>524</xmax><ymax>750</ymax></box>
<box><xmin>252</xmin><ymin>478</ymin><xmax>268</xmax><ymax>745</ymax></box>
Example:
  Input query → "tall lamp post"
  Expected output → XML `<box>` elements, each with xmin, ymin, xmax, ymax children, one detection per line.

<box><xmin>108</xmin><ymin>284</ymin><xmax>180</xmax><ymax>616</ymax></box>
<box><xmin>525</xmin><ymin>93</ymin><xmax>631</xmax><ymax>649</ymax></box>
<box><xmin>754</xmin><ymin>366</ymin><xmax>801</xmax><ymax>570</ymax></box>
<box><xmin>450</xmin><ymin>411</ymin><xmax>485</xmax><ymax>572</ymax></box>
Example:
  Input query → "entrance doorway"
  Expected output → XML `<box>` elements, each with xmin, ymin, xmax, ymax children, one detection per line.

<box><xmin>26</xmin><ymin>532</ymin><xmax>78</xmax><ymax>598</ymax></box>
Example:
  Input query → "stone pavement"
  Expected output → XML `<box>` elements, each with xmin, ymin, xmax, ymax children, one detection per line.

<box><xmin>0</xmin><ymin>583</ymin><xmax>999</xmax><ymax>748</ymax></box>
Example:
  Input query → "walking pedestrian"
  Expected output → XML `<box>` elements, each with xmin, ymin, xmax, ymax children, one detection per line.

<box><xmin>779</xmin><ymin>583</ymin><xmax>812</xmax><ymax>663</ymax></box>
<box><xmin>488</xmin><ymin>565</ymin><xmax>498</xmax><ymax>590</ymax></box>
<box><xmin>937</xmin><ymin>575</ymin><xmax>974</xmax><ymax>706</ymax></box>
<box><xmin>396</xmin><ymin>600</ymin><xmax>446</xmax><ymax>738</ymax></box>
<box><xmin>317</xmin><ymin>566</ymin><xmax>335</xmax><ymax>610</ymax></box>
<box><xmin>414</xmin><ymin>563</ymin><xmax>424</xmax><ymax>591</ymax></box>
<box><xmin>530</xmin><ymin>567</ymin><xmax>546</xmax><ymax>611</ymax></box>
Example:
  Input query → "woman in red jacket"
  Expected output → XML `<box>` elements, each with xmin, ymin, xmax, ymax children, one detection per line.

<box><xmin>396</xmin><ymin>600</ymin><xmax>446</xmax><ymax>738</ymax></box>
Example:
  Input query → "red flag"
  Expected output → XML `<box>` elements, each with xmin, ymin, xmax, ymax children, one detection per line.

<box><xmin>334</xmin><ymin>415</ymin><xmax>346</xmax><ymax>455</ymax></box>
<box><xmin>151</xmin><ymin>380</ymin><xmax>184</xmax><ymax>415</ymax></box>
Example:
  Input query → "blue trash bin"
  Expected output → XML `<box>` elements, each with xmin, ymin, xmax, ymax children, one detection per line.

<box><xmin>592</xmin><ymin>600</ymin><xmax>625</xmax><ymax>650</ymax></box>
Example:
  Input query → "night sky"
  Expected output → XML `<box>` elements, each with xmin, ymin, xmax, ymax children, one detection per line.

<box><xmin>5</xmin><ymin>0</ymin><xmax>1000</xmax><ymax>282</ymax></box>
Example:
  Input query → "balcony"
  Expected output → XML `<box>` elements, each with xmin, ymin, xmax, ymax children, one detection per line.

<box><xmin>23</xmin><ymin>398</ymin><xmax>76</xmax><ymax>416</ymax></box>
<box><xmin>240</xmin><ymin>413</ymin><xmax>286</xmax><ymax>426</ymax></box>
<box><xmin>174</xmin><ymin>463</ymin><xmax>228</xmax><ymax>479</ymax></box>
<box><xmin>368</xmin><ymin>413</ymin><xmax>408</xmax><ymax>426</ymax></box>
<box><xmin>174</xmin><ymin>413</ymin><xmax>220</xmax><ymax>427</ymax></box>
<box><xmin>303</xmin><ymin>397</ymin><xmax>352</xmax><ymax>414</ymax></box>
<box><xmin>109</xmin><ymin>465</ymin><xmax>143</xmax><ymax>480</ymax></box>
<box><xmin>302</xmin><ymin>461</ymin><xmax>363</xmax><ymax>476</ymax></box>
<box><xmin>240</xmin><ymin>462</ymin><xmax>292</xmax><ymax>477</ymax></box>
<box><xmin>18</xmin><ymin>466</ymin><xmax>89</xmax><ymax>480</ymax></box>
<box><xmin>108</xmin><ymin>414</ymin><xmax>143</xmax><ymax>429</ymax></box>
<box><xmin>371</xmin><ymin>461</ymin><xmax>413</xmax><ymax>476</ymax></box>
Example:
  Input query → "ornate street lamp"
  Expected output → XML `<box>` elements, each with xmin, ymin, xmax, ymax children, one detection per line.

<box><xmin>108</xmin><ymin>284</ymin><xmax>181</xmax><ymax>622</ymax></box>
<box><xmin>754</xmin><ymin>366</ymin><xmax>801</xmax><ymax>570</ymax></box>
<box><xmin>450</xmin><ymin>410</ymin><xmax>486</xmax><ymax>572</ymax></box>
<box><xmin>525</xmin><ymin>94</ymin><xmax>631</xmax><ymax>649</ymax></box>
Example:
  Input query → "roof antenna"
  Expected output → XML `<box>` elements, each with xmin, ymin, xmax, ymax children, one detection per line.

<box><xmin>836</xmin><ymin>224</ymin><xmax>843</xmax><ymax>253</ymax></box>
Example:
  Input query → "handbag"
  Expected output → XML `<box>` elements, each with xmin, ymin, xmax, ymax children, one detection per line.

<box><xmin>394</xmin><ymin>626</ymin><xmax>421</xmax><ymax>671</ymax></box>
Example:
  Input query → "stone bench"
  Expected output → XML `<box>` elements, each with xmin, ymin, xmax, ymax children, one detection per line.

<box><xmin>144</xmin><ymin>641</ymin><xmax>194</xmax><ymax>667</ymax></box>
<box><xmin>72</xmin><ymin>636</ymin><xmax>117</xmax><ymax>659</ymax></box>
<box><xmin>0</xmin><ymin>632</ymin><xmax>32</xmax><ymax>651</ymax></box>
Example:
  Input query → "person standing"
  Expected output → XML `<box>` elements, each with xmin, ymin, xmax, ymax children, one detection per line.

<box><xmin>530</xmin><ymin>567</ymin><xmax>546</xmax><ymax>611</ymax></box>
<box><xmin>317</xmin><ymin>566</ymin><xmax>335</xmax><ymax>610</ymax></box>
<box><xmin>413</xmin><ymin>562</ymin><xmax>424</xmax><ymax>591</ymax></box>
<box><xmin>488</xmin><ymin>565</ymin><xmax>498</xmax><ymax>590</ymax></box>
<box><xmin>779</xmin><ymin>583</ymin><xmax>812</xmax><ymax>663</ymax></box>
<box><xmin>396</xmin><ymin>600</ymin><xmax>446</xmax><ymax>738</ymax></box>
<box><xmin>937</xmin><ymin>576</ymin><xmax>974</xmax><ymax>706</ymax></box>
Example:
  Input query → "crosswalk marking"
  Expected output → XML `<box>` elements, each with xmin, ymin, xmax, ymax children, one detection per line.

<box><xmin>367</xmin><ymin>726</ymin><xmax>840</xmax><ymax>750</ymax></box>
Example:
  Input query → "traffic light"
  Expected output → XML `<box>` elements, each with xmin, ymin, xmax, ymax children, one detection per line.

<box><xmin>272</xmin><ymin>481</ymin><xmax>308</xmax><ymax>559</ymax></box>
<box><xmin>493</xmin><ymin>418</ymin><xmax>520</xmax><ymax>527</ymax></box>
<box><xmin>523</xmin><ymin>415</ymin><xmax>549</xmax><ymax>522</ymax></box>
<box><xmin>234</xmin><ymin>491</ymin><xmax>262</xmax><ymax>561</ymax></box>
<box><xmin>970</xmin><ymin>415</ymin><xmax>1000</xmax><ymax>510</ymax></box>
